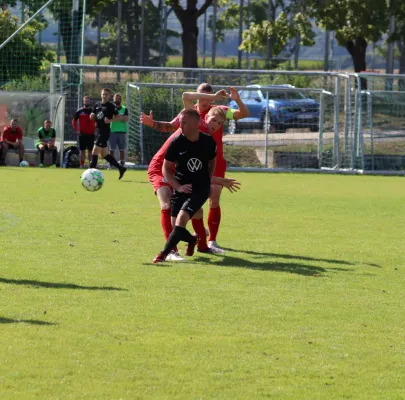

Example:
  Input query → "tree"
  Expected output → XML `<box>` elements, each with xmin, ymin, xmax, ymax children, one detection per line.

<box><xmin>213</xmin><ymin>0</ymin><xmax>288</xmax><ymax>66</ymax></box>
<box><xmin>91</xmin><ymin>0</ymin><xmax>179</xmax><ymax>66</ymax></box>
<box><xmin>235</xmin><ymin>2</ymin><xmax>315</xmax><ymax>63</ymax></box>
<box><xmin>169</xmin><ymin>0</ymin><xmax>214</xmax><ymax>68</ymax></box>
<box><xmin>0</xmin><ymin>9</ymin><xmax>54</xmax><ymax>85</ymax></box>
<box><xmin>240</xmin><ymin>0</ymin><xmax>391</xmax><ymax>81</ymax></box>
<box><xmin>309</xmin><ymin>0</ymin><xmax>389</xmax><ymax>76</ymax></box>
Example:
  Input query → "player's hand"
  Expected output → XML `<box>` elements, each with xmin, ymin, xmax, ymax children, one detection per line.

<box><xmin>178</xmin><ymin>184</ymin><xmax>192</xmax><ymax>194</ymax></box>
<box><xmin>222</xmin><ymin>178</ymin><xmax>241</xmax><ymax>193</ymax></box>
<box><xmin>214</xmin><ymin>89</ymin><xmax>227</xmax><ymax>101</ymax></box>
<box><xmin>104</xmin><ymin>117</ymin><xmax>111</xmax><ymax>124</ymax></box>
<box><xmin>140</xmin><ymin>111</ymin><xmax>154</xmax><ymax>127</ymax></box>
<box><xmin>90</xmin><ymin>113</ymin><xmax>96</xmax><ymax>121</ymax></box>
<box><xmin>228</xmin><ymin>86</ymin><xmax>240</xmax><ymax>101</ymax></box>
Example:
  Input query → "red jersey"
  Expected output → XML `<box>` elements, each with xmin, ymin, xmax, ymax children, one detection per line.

<box><xmin>2</xmin><ymin>126</ymin><xmax>23</xmax><ymax>143</ymax></box>
<box><xmin>148</xmin><ymin>118</ymin><xmax>209</xmax><ymax>173</ymax></box>
<box><xmin>72</xmin><ymin>107</ymin><xmax>96</xmax><ymax>135</ymax></box>
<box><xmin>148</xmin><ymin>129</ymin><xmax>182</xmax><ymax>174</ymax></box>
<box><xmin>170</xmin><ymin>105</ymin><xmax>228</xmax><ymax>160</ymax></box>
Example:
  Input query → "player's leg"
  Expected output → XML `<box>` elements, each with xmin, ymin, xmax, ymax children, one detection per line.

<box><xmin>49</xmin><ymin>144</ymin><xmax>58</xmax><ymax>166</ymax></box>
<box><xmin>108</xmin><ymin>134</ymin><xmax>117</xmax><ymax>163</ymax></box>
<box><xmin>86</xmin><ymin>135</ymin><xmax>94</xmax><ymax>166</ymax></box>
<box><xmin>208</xmin><ymin>184</ymin><xmax>224</xmax><ymax>250</ymax></box>
<box><xmin>208</xmin><ymin>158</ymin><xmax>227</xmax><ymax>253</ymax></box>
<box><xmin>1</xmin><ymin>142</ymin><xmax>9</xmax><ymax>164</ymax></box>
<box><xmin>78</xmin><ymin>135</ymin><xmax>86</xmax><ymax>167</ymax></box>
<box><xmin>153</xmin><ymin>191</ymin><xmax>188</xmax><ymax>263</ymax></box>
<box><xmin>118</xmin><ymin>134</ymin><xmax>126</xmax><ymax>166</ymax></box>
<box><xmin>102</xmin><ymin>133</ymin><xmax>126</xmax><ymax>179</ymax></box>
<box><xmin>191</xmin><ymin>209</ymin><xmax>210</xmax><ymax>252</ymax></box>
<box><xmin>156</xmin><ymin>185</ymin><xmax>173</xmax><ymax>241</ymax></box>
<box><xmin>37</xmin><ymin>143</ymin><xmax>46</xmax><ymax>167</ymax></box>
<box><xmin>156</xmin><ymin>184</ymin><xmax>185</xmax><ymax>262</ymax></box>
<box><xmin>16</xmin><ymin>142</ymin><xmax>25</xmax><ymax>163</ymax></box>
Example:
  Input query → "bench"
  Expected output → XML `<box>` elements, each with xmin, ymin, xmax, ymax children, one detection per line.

<box><xmin>5</xmin><ymin>137</ymin><xmax>60</xmax><ymax>166</ymax></box>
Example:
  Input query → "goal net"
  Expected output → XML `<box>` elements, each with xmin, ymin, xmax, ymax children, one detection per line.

<box><xmin>0</xmin><ymin>91</ymin><xmax>65</xmax><ymax>161</ymax></box>
<box><xmin>126</xmin><ymin>83</ymin><xmax>339</xmax><ymax>170</ymax></box>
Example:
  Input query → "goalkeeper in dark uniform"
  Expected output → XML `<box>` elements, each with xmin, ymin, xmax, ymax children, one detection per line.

<box><xmin>153</xmin><ymin>108</ymin><xmax>217</xmax><ymax>263</ymax></box>
<box><xmin>90</xmin><ymin>88</ymin><xmax>127</xmax><ymax>179</ymax></box>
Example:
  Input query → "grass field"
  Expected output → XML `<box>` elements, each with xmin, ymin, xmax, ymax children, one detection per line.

<box><xmin>1</xmin><ymin>168</ymin><xmax>405</xmax><ymax>399</ymax></box>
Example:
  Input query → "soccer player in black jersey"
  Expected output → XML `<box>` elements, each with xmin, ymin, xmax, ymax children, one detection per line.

<box><xmin>90</xmin><ymin>88</ymin><xmax>127</xmax><ymax>179</ymax></box>
<box><xmin>153</xmin><ymin>108</ymin><xmax>217</xmax><ymax>263</ymax></box>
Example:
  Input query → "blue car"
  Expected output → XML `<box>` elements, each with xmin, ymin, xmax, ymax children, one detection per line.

<box><xmin>228</xmin><ymin>84</ymin><xmax>320</xmax><ymax>134</ymax></box>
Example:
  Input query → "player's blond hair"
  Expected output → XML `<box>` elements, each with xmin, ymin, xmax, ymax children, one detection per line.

<box><xmin>197</xmin><ymin>83</ymin><xmax>213</xmax><ymax>93</ymax></box>
<box><xmin>207</xmin><ymin>106</ymin><xmax>226</xmax><ymax>121</ymax></box>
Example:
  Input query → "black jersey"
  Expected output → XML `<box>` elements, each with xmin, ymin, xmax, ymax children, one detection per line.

<box><xmin>93</xmin><ymin>102</ymin><xmax>118</xmax><ymax>134</ymax></box>
<box><xmin>164</xmin><ymin>132</ymin><xmax>217</xmax><ymax>187</ymax></box>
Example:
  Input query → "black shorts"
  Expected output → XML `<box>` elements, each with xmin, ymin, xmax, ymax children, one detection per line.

<box><xmin>78</xmin><ymin>134</ymin><xmax>95</xmax><ymax>151</ymax></box>
<box><xmin>171</xmin><ymin>188</ymin><xmax>210</xmax><ymax>218</ymax></box>
<box><xmin>94</xmin><ymin>130</ymin><xmax>110</xmax><ymax>148</ymax></box>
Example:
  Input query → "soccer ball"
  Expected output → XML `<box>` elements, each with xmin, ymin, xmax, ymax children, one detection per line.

<box><xmin>19</xmin><ymin>160</ymin><xmax>29</xmax><ymax>167</ymax></box>
<box><xmin>80</xmin><ymin>168</ymin><xmax>104</xmax><ymax>192</ymax></box>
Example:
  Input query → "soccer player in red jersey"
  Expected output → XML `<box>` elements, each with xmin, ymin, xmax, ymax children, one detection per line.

<box><xmin>146</xmin><ymin>92</ymin><xmax>240</xmax><ymax>261</ymax></box>
<box><xmin>72</xmin><ymin>95</ymin><xmax>96</xmax><ymax>168</ymax></box>
<box><xmin>1</xmin><ymin>119</ymin><xmax>25</xmax><ymax>165</ymax></box>
<box><xmin>141</xmin><ymin>83</ymin><xmax>249</xmax><ymax>254</ymax></box>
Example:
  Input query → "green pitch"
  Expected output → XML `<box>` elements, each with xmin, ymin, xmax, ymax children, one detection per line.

<box><xmin>1</xmin><ymin>168</ymin><xmax>404</xmax><ymax>399</ymax></box>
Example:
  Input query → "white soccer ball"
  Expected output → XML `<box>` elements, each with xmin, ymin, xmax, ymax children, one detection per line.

<box><xmin>19</xmin><ymin>160</ymin><xmax>29</xmax><ymax>167</ymax></box>
<box><xmin>80</xmin><ymin>168</ymin><xmax>104</xmax><ymax>192</ymax></box>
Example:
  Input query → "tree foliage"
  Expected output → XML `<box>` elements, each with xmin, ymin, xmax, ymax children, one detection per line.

<box><xmin>0</xmin><ymin>9</ymin><xmax>54</xmax><ymax>85</ymax></box>
<box><xmin>91</xmin><ymin>0</ymin><xmax>179</xmax><ymax>66</ymax></box>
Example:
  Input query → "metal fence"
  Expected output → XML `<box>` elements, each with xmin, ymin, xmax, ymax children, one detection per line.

<box><xmin>49</xmin><ymin>63</ymin><xmax>405</xmax><ymax>172</ymax></box>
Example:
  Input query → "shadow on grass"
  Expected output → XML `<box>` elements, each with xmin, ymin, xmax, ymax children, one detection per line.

<box><xmin>193</xmin><ymin>255</ymin><xmax>330</xmax><ymax>276</ymax></box>
<box><xmin>0</xmin><ymin>316</ymin><xmax>56</xmax><ymax>325</ymax></box>
<box><xmin>0</xmin><ymin>277</ymin><xmax>128</xmax><ymax>291</ymax></box>
<box><xmin>221</xmin><ymin>247</ymin><xmax>382</xmax><ymax>268</ymax></box>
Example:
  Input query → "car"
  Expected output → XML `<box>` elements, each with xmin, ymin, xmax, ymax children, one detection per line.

<box><xmin>228</xmin><ymin>84</ymin><xmax>320</xmax><ymax>134</ymax></box>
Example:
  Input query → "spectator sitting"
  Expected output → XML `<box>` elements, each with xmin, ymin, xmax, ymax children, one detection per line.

<box><xmin>1</xmin><ymin>119</ymin><xmax>25</xmax><ymax>166</ymax></box>
<box><xmin>36</xmin><ymin>120</ymin><xmax>58</xmax><ymax>168</ymax></box>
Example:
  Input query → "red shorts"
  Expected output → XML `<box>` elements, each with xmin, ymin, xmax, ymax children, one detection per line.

<box><xmin>148</xmin><ymin>168</ymin><xmax>171</xmax><ymax>193</ymax></box>
<box><xmin>213</xmin><ymin>157</ymin><xmax>226</xmax><ymax>179</ymax></box>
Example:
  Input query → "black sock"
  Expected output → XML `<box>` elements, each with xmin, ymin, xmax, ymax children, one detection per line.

<box><xmin>40</xmin><ymin>150</ymin><xmax>44</xmax><ymax>164</ymax></box>
<box><xmin>52</xmin><ymin>149</ymin><xmax>57</xmax><ymax>164</ymax></box>
<box><xmin>162</xmin><ymin>226</ymin><xmax>183</xmax><ymax>256</ymax></box>
<box><xmin>180</xmin><ymin>227</ymin><xmax>195</xmax><ymax>243</ymax></box>
<box><xmin>90</xmin><ymin>155</ymin><xmax>98</xmax><ymax>168</ymax></box>
<box><xmin>162</xmin><ymin>226</ymin><xmax>194</xmax><ymax>256</ymax></box>
<box><xmin>104</xmin><ymin>154</ymin><xmax>120</xmax><ymax>169</ymax></box>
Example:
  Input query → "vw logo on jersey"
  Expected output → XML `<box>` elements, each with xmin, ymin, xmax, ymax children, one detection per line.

<box><xmin>187</xmin><ymin>158</ymin><xmax>202</xmax><ymax>172</ymax></box>
<box><xmin>97</xmin><ymin>111</ymin><xmax>104</xmax><ymax>120</ymax></box>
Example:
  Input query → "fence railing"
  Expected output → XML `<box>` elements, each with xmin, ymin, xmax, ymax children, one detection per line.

<box><xmin>47</xmin><ymin>63</ymin><xmax>405</xmax><ymax>172</ymax></box>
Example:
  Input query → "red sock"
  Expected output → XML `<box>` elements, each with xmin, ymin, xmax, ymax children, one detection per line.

<box><xmin>161</xmin><ymin>209</ymin><xmax>177</xmax><ymax>253</ymax></box>
<box><xmin>208</xmin><ymin>207</ymin><xmax>221</xmax><ymax>241</ymax></box>
<box><xmin>160</xmin><ymin>209</ymin><xmax>172</xmax><ymax>240</ymax></box>
<box><xmin>192</xmin><ymin>218</ymin><xmax>208</xmax><ymax>250</ymax></box>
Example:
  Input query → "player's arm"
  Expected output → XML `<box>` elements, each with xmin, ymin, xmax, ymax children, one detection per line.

<box><xmin>49</xmin><ymin>129</ymin><xmax>56</xmax><ymax>146</ymax></box>
<box><xmin>72</xmin><ymin>111</ymin><xmax>80</xmax><ymax>132</ymax></box>
<box><xmin>182</xmin><ymin>90</ymin><xmax>227</xmax><ymax>109</ymax></box>
<box><xmin>211</xmin><ymin>177</ymin><xmax>241</xmax><ymax>193</ymax></box>
<box><xmin>38</xmin><ymin>131</ymin><xmax>46</xmax><ymax>145</ymax></box>
<box><xmin>228</xmin><ymin>86</ymin><xmax>250</xmax><ymax>120</ymax></box>
<box><xmin>140</xmin><ymin>110</ymin><xmax>177</xmax><ymax>133</ymax></box>
<box><xmin>115</xmin><ymin>108</ymin><xmax>129</xmax><ymax>122</ymax></box>
<box><xmin>162</xmin><ymin>159</ymin><xmax>180</xmax><ymax>190</ymax></box>
<box><xmin>163</xmin><ymin>159</ymin><xmax>192</xmax><ymax>194</ymax></box>
<box><xmin>2</xmin><ymin>129</ymin><xmax>12</xmax><ymax>145</ymax></box>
